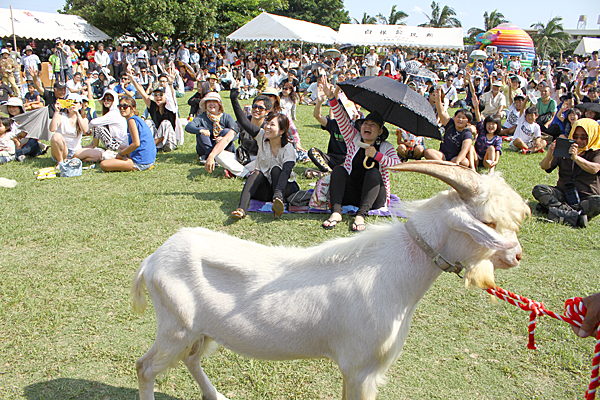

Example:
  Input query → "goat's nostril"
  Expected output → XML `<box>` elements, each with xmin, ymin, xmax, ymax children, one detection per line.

<box><xmin>516</xmin><ymin>252</ymin><xmax>523</xmax><ymax>261</ymax></box>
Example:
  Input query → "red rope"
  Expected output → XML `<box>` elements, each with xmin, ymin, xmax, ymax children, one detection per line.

<box><xmin>487</xmin><ymin>287</ymin><xmax>600</xmax><ymax>400</ymax></box>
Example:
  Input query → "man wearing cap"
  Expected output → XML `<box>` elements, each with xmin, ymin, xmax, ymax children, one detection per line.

<box><xmin>114</xmin><ymin>72</ymin><xmax>137</xmax><ymax>99</ymax></box>
<box><xmin>128</xmin><ymin>70</ymin><xmax>178</xmax><ymax>152</ymax></box>
<box><xmin>55</xmin><ymin>38</ymin><xmax>72</xmax><ymax>82</ymax></box>
<box><xmin>364</xmin><ymin>47</ymin><xmax>379</xmax><ymax>77</ymax></box>
<box><xmin>278</xmin><ymin>69</ymin><xmax>299</xmax><ymax>92</ymax></box>
<box><xmin>453</xmin><ymin>70</ymin><xmax>465</xmax><ymax>93</ymax></box>
<box><xmin>267</xmin><ymin>67</ymin><xmax>280</xmax><ymax>88</ymax></box>
<box><xmin>29</xmin><ymin>65</ymin><xmax>67</xmax><ymax>119</ymax></box>
<box><xmin>480</xmin><ymin>80</ymin><xmax>507</xmax><ymax>118</ymax></box>
<box><xmin>256</xmin><ymin>69</ymin><xmax>268</xmax><ymax>93</ymax></box>
<box><xmin>20</xmin><ymin>46</ymin><xmax>41</xmax><ymax>82</ymax></box>
<box><xmin>0</xmin><ymin>49</ymin><xmax>19</xmax><ymax>97</ymax></box>
<box><xmin>190</xmin><ymin>46</ymin><xmax>200</xmax><ymax>74</ymax></box>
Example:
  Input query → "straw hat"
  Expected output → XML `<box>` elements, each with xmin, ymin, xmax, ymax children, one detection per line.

<box><xmin>261</xmin><ymin>87</ymin><xmax>280</xmax><ymax>101</ymax></box>
<box><xmin>199</xmin><ymin>92</ymin><xmax>223</xmax><ymax>112</ymax></box>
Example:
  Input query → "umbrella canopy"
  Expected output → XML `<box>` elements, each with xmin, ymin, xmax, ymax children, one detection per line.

<box><xmin>322</xmin><ymin>48</ymin><xmax>341</xmax><ymax>59</ymax></box>
<box><xmin>470</xmin><ymin>50</ymin><xmax>487</xmax><ymax>60</ymax></box>
<box><xmin>338</xmin><ymin>76</ymin><xmax>441</xmax><ymax>140</ymax></box>
<box><xmin>407</xmin><ymin>67</ymin><xmax>439</xmax><ymax>82</ymax></box>
<box><xmin>302</xmin><ymin>63</ymin><xmax>330</xmax><ymax>75</ymax></box>
<box><xmin>577</xmin><ymin>102</ymin><xmax>600</xmax><ymax>115</ymax></box>
<box><xmin>13</xmin><ymin>106</ymin><xmax>51</xmax><ymax>141</ymax></box>
<box><xmin>401</xmin><ymin>60</ymin><xmax>422</xmax><ymax>71</ymax></box>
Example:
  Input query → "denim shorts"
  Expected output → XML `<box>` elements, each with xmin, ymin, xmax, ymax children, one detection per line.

<box><xmin>133</xmin><ymin>162</ymin><xmax>155</xmax><ymax>171</ymax></box>
<box><xmin>52</xmin><ymin>149</ymin><xmax>76</xmax><ymax>162</ymax></box>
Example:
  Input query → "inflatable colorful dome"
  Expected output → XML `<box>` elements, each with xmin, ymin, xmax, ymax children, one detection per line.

<box><xmin>476</xmin><ymin>23</ymin><xmax>536</xmax><ymax>68</ymax></box>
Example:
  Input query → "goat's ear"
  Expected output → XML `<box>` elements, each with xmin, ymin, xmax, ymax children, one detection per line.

<box><xmin>449</xmin><ymin>208</ymin><xmax>518</xmax><ymax>250</ymax></box>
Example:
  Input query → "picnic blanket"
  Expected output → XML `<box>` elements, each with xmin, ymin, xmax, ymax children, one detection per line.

<box><xmin>248</xmin><ymin>192</ymin><xmax>407</xmax><ymax>217</ymax></box>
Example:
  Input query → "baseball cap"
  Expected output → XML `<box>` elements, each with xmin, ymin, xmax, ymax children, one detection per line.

<box><xmin>54</xmin><ymin>81</ymin><xmax>67</xmax><ymax>89</ymax></box>
<box><xmin>153</xmin><ymin>87</ymin><xmax>166</xmax><ymax>93</ymax></box>
<box><xmin>492</xmin><ymin>81</ymin><xmax>502</xmax><ymax>87</ymax></box>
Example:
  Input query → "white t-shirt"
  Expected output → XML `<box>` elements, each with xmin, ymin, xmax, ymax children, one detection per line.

<box><xmin>67</xmin><ymin>79</ymin><xmax>83</xmax><ymax>94</ymax></box>
<box><xmin>513</xmin><ymin>114</ymin><xmax>541</xmax><ymax>145</ymax></box>
<box><xmin>503</xmin><ymin>104</ymin><xmax>520</xmax><ymax>129</ymax></box>
<box><xmin>56</xmin><ymin>113</ymin><xmax>82</xmax><ymax>151</ymax></box>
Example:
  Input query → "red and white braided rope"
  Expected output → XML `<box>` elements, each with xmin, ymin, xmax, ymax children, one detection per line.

<box><xmin>487</xmin><ymin>287</ymin><xmax>600</xmax><ymax>400</ymax></box>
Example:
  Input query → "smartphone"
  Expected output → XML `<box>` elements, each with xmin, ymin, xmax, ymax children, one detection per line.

<box><xmin>554</xmin><ymin>137</ymin><xmax>574</xmax><ymax>158</ymax></box>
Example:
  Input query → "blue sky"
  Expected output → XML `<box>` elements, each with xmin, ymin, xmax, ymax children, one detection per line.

<box><xmin>4</xmin><ymin>0</ymin><xmax>600</xmax><ymax>34</ymax></box>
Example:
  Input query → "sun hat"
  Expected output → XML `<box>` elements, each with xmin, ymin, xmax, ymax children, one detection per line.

<box><xmin>261</xmin><ymin>87</ymin><xmax>280</xmax><ymax>101</ymax></box>
<box><xmin>258</xmin><ymin>68</ymin><xmax>265</xmax><ymax>73</ymax></box>
<box><xmin>492</xmin><ymin>81</ymin><xmax>502</xmax><ymax>87</ymax></box>
<box><xmin>25</xmin><ymin>45</ymin><xmax>33</xmax><ymax>51</ymax></box>
<box><xmin>208</xmin><ymin>74</ymin><xmax>218</xmax><ymax>80</ymax></box>
<box><xmin>0</xmin><ymin>49</ymin><xmax>8</xmax><ymax>55</ymax></box>
<box><xmin>199</xmin><ymin>92</ymin><xmax>223</xmax><ymax>112</ymax></box>
<box><xmin>1</xmin><ymin>97</ymin><xmax>25</xmax><ymax>115</ymax></box>
<box><xmin>354</xmin><ymin>111</ymin><xmax>389</xmax><ymax>142</ymax></box>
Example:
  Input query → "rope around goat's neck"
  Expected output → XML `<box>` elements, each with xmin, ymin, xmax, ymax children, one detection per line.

<box><xmin>487</xmin><ymin>287</ymin><xmax>600</xmax><ymax>400</ymax></box>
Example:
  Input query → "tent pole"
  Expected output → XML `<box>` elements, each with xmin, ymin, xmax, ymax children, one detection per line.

<box><xmin>10</xmin><ymin>5</ymin><xmax>17</xmax><ymax>50</ymax></box>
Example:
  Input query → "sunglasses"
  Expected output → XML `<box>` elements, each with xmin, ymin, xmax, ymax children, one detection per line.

<box><xmin>118</xmin><ymin>104</ymin><xmax>131</xmax><ymax>110</ymax></box>
<box><xmin>252</xmin><ymin>104</ymin><xmax>267</xmax><ymax>111</ymax></box>
<box><xmin>572</xmin><ymin>135</ymin><xmax>588</xmax><ymax>140</ymax></box>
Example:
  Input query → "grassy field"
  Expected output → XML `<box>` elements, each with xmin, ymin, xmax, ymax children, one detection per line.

<box><xmin>0</xmin><ymin>90</ymin><xmax>599</xmax><ymax>400</ymax></box>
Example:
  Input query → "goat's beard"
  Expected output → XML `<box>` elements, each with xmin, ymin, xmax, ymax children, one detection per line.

<box><xmin>464</xmin><ymin>260</ymin><xmax>495</xmax><ymax>289</ymax></box>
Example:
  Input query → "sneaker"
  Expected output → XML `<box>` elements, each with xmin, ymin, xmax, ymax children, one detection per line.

<box><xmin>224</xmin><ymin>169</ymin><xmax>235</xmax><ymax>179</ymax></box>
<box><xmin>538</xmin><ymin>148</ymin><xmax>545</xmax><ymax>154</ymax></box>
<box><xmin>16</xmin><ymin>155</ymin><xmax>27</xmax><ymax>162</ymax></box>
<box><xmin>548</xmin><ymin>206</ymin><xmax>580</xmax><ymax>227</ymax></box>
<box><xmin>521</xmin><ymin>149</ymin><xmax>531</xmax><ymax>155</ymax></box>
<box><xmin>199</xmin><ymin>155</ymin><xmax>207</xmax><ymax>164</ymax></box>
<box><xmin>578</xmin><ymin>214</ymin><xmax>589</xmax><ymax>228</ymax></box>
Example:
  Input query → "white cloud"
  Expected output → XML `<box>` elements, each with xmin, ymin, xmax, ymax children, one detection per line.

<box><xmin>411</xmin><ymin>5</ymin><xmax>424</xmax><ymax>13</ymax></box>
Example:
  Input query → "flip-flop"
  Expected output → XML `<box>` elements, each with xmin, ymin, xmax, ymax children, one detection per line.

<box><xmin>272</xmin><ymin>198</ymin><xmax>285</xmax><ymax>219</ymax></box>
<box><xmin>351</xmin><ymin>222</ymin><xmax>366</xmax><ymax>232</ymax></box>
<box><xmin>322</xmin><ymin>218</ymin><xmax>340</xmax><ymax>230</ymax></box>
<box><xmin>231</xmin><ymin>208</ymin><xmax>246</xmax><ymax>219</ymax></box>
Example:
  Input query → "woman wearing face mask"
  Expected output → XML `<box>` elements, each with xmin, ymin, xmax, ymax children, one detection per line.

<box><xmin>231</xmin><ymin>112</ymin><xmax>299</xmax><ymax>220</ymax></box>
<box><xmin>75</xmin><ymin>89</ymin><xmax>128</xmax><ymax>162</ymax></box>
<box><xmin>320</xmin><ymin>76</ymin><xmax>401</xmax><ymax>232</ymax></box>
<box><xmin>100</xmin><ymin>96</ymin><xmax>156</xmax><ymax>172</ymax></box>
<box><xmin>533</xmin><ymin>119</ymin><xmax>600</xmax><ymax>228</ymax></box>
<box><xmin>49</xmin><ymin>93</ymin><xmax>89</xmax><ymax>164</ymax></box>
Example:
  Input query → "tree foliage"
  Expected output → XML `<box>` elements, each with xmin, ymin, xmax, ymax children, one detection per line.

<box><xmin>272</xmin><ymin>0</ymin><xmax>349</xmax><ymax>30</ymax></box>
<box><xmin>530</xmin><ymin>16</ymin><xmax>570</xmax><ymax>61</ymax></box>
<box><xmin>352</xmin><ymin>12</ymin><xmax>377</xmax><ymax>24</ymax></box>
<box><xmin>467</xmin><ymin>10</ymin><xmax>509</xmax><ymax>39</ymax></box>
<box><xmin>62</xmin><ymin>0</ymin><xmax>217</xmax><ymax>43</ymax></box>
<box><xmin>418</xmin><ymin>1</ymin><xmax>461</xmax><ymax>28</ymax></box>
<box><xmin>376</xmin><ymin>5</ymin><xmax>408</xmax><ymax>25</ymax></box>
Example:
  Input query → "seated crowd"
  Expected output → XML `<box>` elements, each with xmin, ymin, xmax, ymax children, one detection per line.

<box><xmin>1</xmin><ymin>40</ymin><xmax>599</xmax><ymax>228</ymax></box>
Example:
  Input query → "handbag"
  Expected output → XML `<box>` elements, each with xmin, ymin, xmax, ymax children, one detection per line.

<box><xmin>309</xmin><ymin>174</ymin><xmax>331</xmax><ymax>210</ymax></box>
<box><xmin>59</xmin><ymin>158</ymin><xmax>82</xmax><ymax>178</ymax></box>
<box><xmin>235</xmin><ymin>145</ymin><xmax>252</xmax><ymax>166</ymax></box>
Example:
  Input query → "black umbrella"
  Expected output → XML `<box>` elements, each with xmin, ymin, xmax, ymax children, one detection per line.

<box><xmin>338</xmin><ymin>76</ymin><xmax>442</xmax><ymax>140</ymax></box>
<box><xmin>576</xmin><ymin>102</ymin><xmax>600</xmax><ymax>115</ymax></box>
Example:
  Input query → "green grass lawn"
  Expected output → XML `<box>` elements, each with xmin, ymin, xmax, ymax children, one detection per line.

<box><xmin>0</xmin><ymin>91</ymin><xmax>599</xmax><ymax>400</ymax></box>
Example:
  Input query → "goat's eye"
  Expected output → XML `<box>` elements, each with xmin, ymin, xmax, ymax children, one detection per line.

<box><xmin>483</xmin><ymin>221</ymin><xmax>496</xmax><ymax>229</ymax></box>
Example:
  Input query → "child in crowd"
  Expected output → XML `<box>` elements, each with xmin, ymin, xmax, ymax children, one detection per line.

<box><xmin>0</xmin><ymin>117</ymin><xmax>16</xmax><ymax>164</ymax></box>
<box><xmin>509</xmin><ymin>102</ymin><xmax>546</xmax><ymax>154</ymax></box>
<box><xmin>471</xmin><ymin>94</ymin><xmax>502</xmax><ymax>172</ymax></box>
<box><xmin>396</xmin><ymin>127</ymin><xmax>425</xmax><ymax>161</ymax></box>
<box><xmin>23</xmin><ymin>83</ymin><xmax>42</xmax><ymax>111</ymax></box>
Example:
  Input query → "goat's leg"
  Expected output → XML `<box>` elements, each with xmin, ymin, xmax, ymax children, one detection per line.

<box><xmin>182</xmin><ymin>338</ymin><xmax>230</xmax><ymax>400</ymax></box>
<box><xmin>340</xmin><ymin>369</ymin><xmax>378</xmax><ymax>400</ymax></box>
<box><xmin>136</xmin><ymin>339</ymin><xmax>187</xmax><ymax>400</ymax></box>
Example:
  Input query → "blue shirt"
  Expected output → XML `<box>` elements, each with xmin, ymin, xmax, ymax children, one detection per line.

<box><xmin>114</xmin><ymin>84</ymin><xmax>137</xmax><ymax>97</ymax></box>
<box><xmin>128</xmin><ymin>115</ymin><xmax>157</xmax><ymax>165</ymax></box>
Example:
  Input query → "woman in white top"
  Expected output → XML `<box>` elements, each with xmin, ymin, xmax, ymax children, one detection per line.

<box><xmin>50</xmin><ymin>93</ymin><xmax>89</xmax><ymax>164</ymax></box>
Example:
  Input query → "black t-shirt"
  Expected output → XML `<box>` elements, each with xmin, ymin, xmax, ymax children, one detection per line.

<box><xmin>322</xmin><ymin>117</ymin><xmax>347</xmax><ymax>165</ymax></box>
<box><xmin>43</xmin><ymin>90</ymin><xmax>59</xmax><ymax>118</ymax></box>
<box><xmin>149</xmin><ymin>100</ymin><xmax>176</xmax><ymax>130</ymax></box>
<box><xmin>0</xmin><ymin>83</ymin><xmax>12</xmax><ymax>103</ymax></box>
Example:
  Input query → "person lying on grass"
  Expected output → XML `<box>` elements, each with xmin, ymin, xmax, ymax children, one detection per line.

<box><xmin>99</xmin><ymin>96</ymin><xmax>156</xmax><ymax>172</ymax></box>
<box><xmin>471</xmin><ymin>94</ymin><xmax>502</xmax><ymax>173</ymax></box>
<box><xmin>423</xmin><ymin>88</ymin><xmax>476</xmax><ymax>171</ymax></box>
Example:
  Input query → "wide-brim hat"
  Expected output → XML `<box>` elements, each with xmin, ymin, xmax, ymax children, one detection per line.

<box><xmin>199</xmin><ymin>92</ymin><xmax>223</xmax><ymax>112</ymax></box>
<box><xmin>208</xmin><ymin>74</ymin><xmax>218</xmax><ymax>80</ymax></box>
<box><xmin>261</xmin><ymin>87</ymin><xmax>280</xmax><ymax>101</ymax></box>
<box><xmin>1</xmin><ymin>96</ymin><xmax>25</xmax><ymax>115</ymax></box>
<box><xmin>354</xmin><ymin>111</ymin><xmax>389</xmax><ymax>142</ymax></box>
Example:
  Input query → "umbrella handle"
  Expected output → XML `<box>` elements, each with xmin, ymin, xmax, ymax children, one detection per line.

<box><xmin>363</xmin><ymin>156</ymin><xmax>375</xmax><ymax>169</ymax></box>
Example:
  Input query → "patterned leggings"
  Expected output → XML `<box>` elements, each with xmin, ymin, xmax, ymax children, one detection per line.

<box><xmin>92</xmin><ymin>126</ymin><xmax>121</xmax><ymax>151</ymax></box>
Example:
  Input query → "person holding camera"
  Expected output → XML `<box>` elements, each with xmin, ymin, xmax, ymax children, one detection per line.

<box><xmin>532</xmin><ymin>118</ymin><xmax>600</xmax><ymax>228</ymax></box>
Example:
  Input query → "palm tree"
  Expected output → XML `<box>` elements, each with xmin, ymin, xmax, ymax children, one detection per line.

<box><xmin>530</xmin><ymin>16</ymin><xmax>570</xmax><ymax>61</ymax></box>
<box><xmin>351</xmin><ymin>12</ymin><xmax>377</xmax><ymax>24</ymax></box>
<box><xmin>418</xmin><ymin>1</ymin><xmax>461</xmax><ymax>28</ymax></box>
<box><xmin>467</xmin><ymin>10</ymin><xmax>509</xmax><ymax>39</ymax></box>
<box><xmin>376</xmin><ymin>5</ymin><xmax>408</xmax><ymax>25</ymax></box>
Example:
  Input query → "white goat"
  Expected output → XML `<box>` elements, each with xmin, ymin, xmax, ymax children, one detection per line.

<box><xmin>131</xmin><ymin>161</ymin><xmax>530</xmax><ymax>400</ymax></box>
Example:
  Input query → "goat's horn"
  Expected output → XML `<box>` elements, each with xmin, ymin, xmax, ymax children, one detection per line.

<box><xmin>389</xmin><ymin>160</ymin><xmax>480</xmax><ymax>200</ymax></box>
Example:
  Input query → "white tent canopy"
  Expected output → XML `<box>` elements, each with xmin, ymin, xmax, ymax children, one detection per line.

<box><xmin>574</xmin><ymin>37</ymin><xmax>600</xmax><ymax>56</ymax></box>
<box><xmin>0</xmin><ymin>8</ymin><xmax>110</xmax><ymax>42</ymax></box>
<box><xmin>227</xmin><ymin>12</ymin><xmax>337</xmax><ymax>45</ymax></box>
<box><xmin>337</xmin><ymin>24</ymin><xmax>463</xmax><ymax>50</ymax></box>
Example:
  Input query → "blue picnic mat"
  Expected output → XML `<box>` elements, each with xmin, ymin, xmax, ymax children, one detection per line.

<box><xmin>248</xmin><ymin>191</ymin><xmax>407</xmax><ymax>217</ymax></box>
